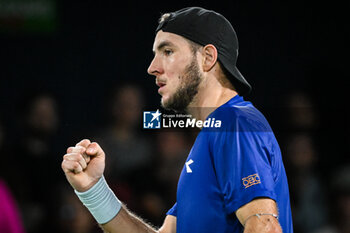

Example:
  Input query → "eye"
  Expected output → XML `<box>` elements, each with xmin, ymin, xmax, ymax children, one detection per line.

<box><xmin>164</xmin><ymin>49</ymin><xmax>173</xmax><ymax>56</ymax></box>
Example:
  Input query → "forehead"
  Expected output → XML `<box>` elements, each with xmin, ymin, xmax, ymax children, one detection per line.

<box><xmin>152</xmin><ymin>30</ymin><xmax>191</xmax><ymax>52</ymax></box>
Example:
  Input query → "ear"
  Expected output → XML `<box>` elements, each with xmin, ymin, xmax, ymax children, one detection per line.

<box><xmin>201</xmin><ymin>44</ymin><xmax>218</xmax><ymax>72</ymax></box>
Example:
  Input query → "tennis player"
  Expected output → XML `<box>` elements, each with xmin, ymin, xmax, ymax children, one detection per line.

<box><xmin>62</xmin><ymin>7</ymin><xmax>293</xmax><ymax>232</ymax></box>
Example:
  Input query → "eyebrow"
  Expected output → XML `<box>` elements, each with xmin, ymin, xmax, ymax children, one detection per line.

<box><xmin>153</xmin><ymin>40</ymin><xmax>176</xmax><ymax>54</ymax></box>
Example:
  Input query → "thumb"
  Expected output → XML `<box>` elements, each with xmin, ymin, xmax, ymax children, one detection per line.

<box><xmin>86</xmin><ymin>142</ymin><xmax>104</xmax><ymax>158</ymax></box>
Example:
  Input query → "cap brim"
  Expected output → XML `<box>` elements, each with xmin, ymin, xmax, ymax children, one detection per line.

<box><xmin>231</xmin><ymin>66</ymin><xmax>252</xmax><ymax>96</ymax></box>
<box><xmin>219</xmin><ymin>56</ymin><xmax>252</xmax><ymax>96</ymax></box>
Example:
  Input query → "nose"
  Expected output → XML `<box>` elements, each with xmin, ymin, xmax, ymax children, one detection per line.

<box><xmin>147</xmin><ymin>56</ymin><xmax>163</xmax><ymax>76</ymax></box>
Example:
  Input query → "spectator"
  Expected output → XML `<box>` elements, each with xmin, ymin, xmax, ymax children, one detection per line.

<box><xmin>9</xmin><ymin>91</ymin><xmax>62</xmax><ymax>233</ymax></box>
<box><xmin>0</xmin><ymin>117</ymin><xmax>26</xmax><ymax>233</ymax></box>
<box><xmin>94</xmin><ymin>84</ymin><xmax>153</xmax><ymax>204</ymax></box>
<box><xmin>136</xmin><ymin>130</ymin><xmax>192</xmax><ymax>227</ymax></box>
<box><xmin>284</xmin><ymin>133</ymin><xmax>329</xmax><ymax>232</ymax></box>
<box><xmin>312</xmin><ymin>166</ymin><xmax>350</xmax><ymax>233</ymax></box>
<box><xmin>0</xmin><ymin>180</ymin><xmax>26</xmax><ymax>233</ymax></box>
<box><xmin>285</xmin><ymin>91</ymin><xmax>319</xmax><ymax>131</ymax></box>
<box><xmin>281</xmin><ymin>90</ymin><xmax>330</xmax><ymax>232</ymax></box>
<box><xmin>154</xmin><ymin>130</ymin><xmax>191</xmax><ymax>204</ymax></box>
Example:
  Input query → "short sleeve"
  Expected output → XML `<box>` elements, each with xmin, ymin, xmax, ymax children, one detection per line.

<box><xmin>210</xmin><ymin>117</ymin><xmax>278</xmax><ymax>215</ymax></box>
<box><xmin>166</xmin><ymin>203</ymin><xmax>177</xmax><ymax>217</ymax></box>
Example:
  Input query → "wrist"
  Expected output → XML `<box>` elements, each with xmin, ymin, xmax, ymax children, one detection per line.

<box><xmin>75</xmin><ymin>176</ymin><xmax>122</xmax><ymax>224</ymax></box>
<box><xmin>75</xmin><ymin>177</ymin><xmax>101</xmax><ymax>192</ymax></box>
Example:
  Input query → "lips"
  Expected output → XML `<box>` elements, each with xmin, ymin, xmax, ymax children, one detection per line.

<box><xmin>156</xmin><ymin>80</ymin><xmax>166</xmax><ymax>87</ymax></box>
<box><xmin>156</xmin><ymin>80</ymin><xmax>166</xmax><ymax>94</ymax></box>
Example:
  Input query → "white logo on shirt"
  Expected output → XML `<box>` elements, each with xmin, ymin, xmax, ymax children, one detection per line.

<box><xmin>185</xmin><ymin>159</ymin><xmax>194</xmax><ymax>173</ymax></box>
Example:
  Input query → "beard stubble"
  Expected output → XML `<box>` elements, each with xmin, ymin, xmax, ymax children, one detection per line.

<box><xmin>161</xmin><ymin>57</ymin><xmax>202</xmax><ymax>113</ymax></box>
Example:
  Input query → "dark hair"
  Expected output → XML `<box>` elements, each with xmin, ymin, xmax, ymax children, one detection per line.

<box><xmin>186</xmin><ymin>38</ymin><xmax>202</xmax><ymax>55</ymax></box>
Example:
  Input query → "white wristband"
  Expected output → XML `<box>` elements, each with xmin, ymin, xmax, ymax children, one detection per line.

<box><xmin>75</xmin><ymin>176</ymin><xmax>122</xmax><ymax>224</ymax></box>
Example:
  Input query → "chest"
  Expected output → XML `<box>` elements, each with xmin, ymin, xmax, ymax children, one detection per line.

<box><xmin>175</xmin><ymin>133</ymin><xmax>240</xmax><ymax>232</ymax></box>
<box><xmin>176</xmin><ymin>133</ymin><xmax>223</xmax><ymax>212</ymax></box>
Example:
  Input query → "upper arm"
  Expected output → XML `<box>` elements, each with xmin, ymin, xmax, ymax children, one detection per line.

<box><xmin>158</xmin><ymin>215</ymin><xmax>176</xmax><ymax>233</ymax></box>
<box><xmin>211</xmin><ymin>128</ymin><xmax>278</xmax><ymax>215</ymax></box>
<box><xmin>235</xmin><ymin>198</ymin><xmax>282</xmax><ymax>232</ymax></box>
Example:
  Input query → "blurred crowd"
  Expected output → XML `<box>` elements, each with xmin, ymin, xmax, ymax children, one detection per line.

<box><xmin>0</xmin><ymin>84</ymin><xmax>348</xmax><ymax>233</ymax></box>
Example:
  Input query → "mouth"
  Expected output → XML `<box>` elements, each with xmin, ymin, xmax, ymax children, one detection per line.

<box><xmin>156</xmin><ymin>81</ymin><xmax>166</xmax><ymax>94</ymax></box>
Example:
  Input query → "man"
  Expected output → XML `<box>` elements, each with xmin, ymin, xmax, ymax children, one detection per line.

<box><xmin>61</xmin><ymin>7</ymin><xmax>293</xmax><ymax>233</ymax></box>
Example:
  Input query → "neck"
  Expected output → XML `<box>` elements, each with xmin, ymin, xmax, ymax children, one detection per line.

<box><xmin>187</xmin><ymin>75</ymin><xmax>238</xmax><ymax>121</ymax></box>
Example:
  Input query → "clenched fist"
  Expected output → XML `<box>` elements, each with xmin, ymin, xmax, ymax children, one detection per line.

<box><xmin>61</xmin><ymin>139</ymin><xmax>105</xmax><ymax>192</ymax></box>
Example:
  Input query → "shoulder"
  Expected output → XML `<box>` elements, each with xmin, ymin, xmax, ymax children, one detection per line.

<box><xmin>211</xmin><ymin>101</ymin><xmax>272</xmax><ymax>133</ymax></box>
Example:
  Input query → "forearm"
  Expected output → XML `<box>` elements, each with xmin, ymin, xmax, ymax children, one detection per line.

<box><xmin>243</xmin><ymin>214</ymin><xmax>282</xmax><ymax>233</ymax></box>
<box><xmin>236</xmin><ymin>198</ymin><xmax>282</xmax><ymax>233</ymax></box>
<box><xmin>75</xmin><ymin>176</ymin><xmax>158</xmax><ymax>233</ymax></box>
<box><xmin>101</xmin><ymin>206</ymin><xmax>158</xmax><ymax>233</ymax></box>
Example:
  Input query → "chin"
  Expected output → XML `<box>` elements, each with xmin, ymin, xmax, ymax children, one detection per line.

<box><xmin>160</xmin><ymin>94</ymin><xmax>170</xmax><ymax>106</ymax></box>
<box><xmin>160</xmin><ymin>98</ymin><xmax>168</xmax><ymax>108</ymax></box>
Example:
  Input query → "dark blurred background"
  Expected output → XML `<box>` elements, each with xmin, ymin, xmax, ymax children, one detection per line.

<box><xmin>0</xmin><ymin>1</ymin><xmax>348</xmax><ymax>233</ymax></box>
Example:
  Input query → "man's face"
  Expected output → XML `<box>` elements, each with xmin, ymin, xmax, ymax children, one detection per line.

<box><xmin>147</xmin><ymin>31</ymin><xmax>202</xmax><ymax>112</ymax></box>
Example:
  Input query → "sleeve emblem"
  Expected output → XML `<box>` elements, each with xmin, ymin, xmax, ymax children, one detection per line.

<box><xmin>242</xmin><ymin>173</ymin><xmax>261</xmax><ymax>188</ymax></box>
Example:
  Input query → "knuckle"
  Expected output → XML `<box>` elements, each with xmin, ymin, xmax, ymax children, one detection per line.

<box><xmin>61</xmin><ymin>160</ymin><xmax>66</xmax><ymax>169</ymax></box>
<box><xmin>61</xmin><ymin>160</ymin><xmax>70</xmax><ymax>172</ymax></box>
<box><xmin>91</xmin><ymin>142</ymin><xmax>99</xmax><ymax>147</ymax></box>
<box><xmin>83</xmin><ymin>139</ymin><xmax>91</xmax><ymax>143</ymax></box>
<box><xmin>77</xmin><ymin>153</ymin><xmax>83</xmax><ymax>160</ymax></box>
<box><xmin>76</xmin><ymin>139</ymin><xmax>91</xmax><ymax>147</ymax></box>
<box><xmin>64</xmin><ymin>153</ymin><xmax>78</xmax><ymax>161</ymax></box>
<box><xmin>66</xmin><ymin>147</ymin><xmax>73</xmax><ymax>153</ymax></box>
<box><xmin>76</xmin><ymin>146</ymin><xmax>85</xmax><ymax>153</ymax></box>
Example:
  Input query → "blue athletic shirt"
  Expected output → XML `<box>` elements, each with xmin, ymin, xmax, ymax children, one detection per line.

<box><xmin>167</xmin><ymin>95</ymin><xmax>293</xmax><ymax>233</ymax></box>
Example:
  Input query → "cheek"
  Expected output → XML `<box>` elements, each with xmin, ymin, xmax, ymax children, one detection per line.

<box><xmin>164</xmin><ymin>57</ymin><xmax>179</xmax><ymax>78</ymax></box>
<box><xmin>164</xmin><ymin>52</ymin><xmax>192</xmax><ymax>77</ymax></box>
